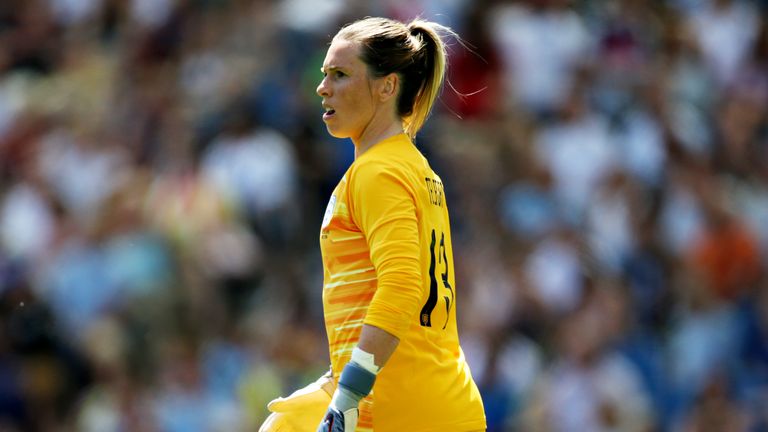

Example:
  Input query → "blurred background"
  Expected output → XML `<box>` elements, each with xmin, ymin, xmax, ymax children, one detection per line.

<box><xmin>1</xmin><ymin>0</ymin><xmax>768</xmax><ymax>430</ymax></box>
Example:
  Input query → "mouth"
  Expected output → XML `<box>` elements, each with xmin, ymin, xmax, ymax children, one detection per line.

<box><xmin>322</xmin><ymin>104</ymin><xmax>336</xmax><ymax>120</ymax></box>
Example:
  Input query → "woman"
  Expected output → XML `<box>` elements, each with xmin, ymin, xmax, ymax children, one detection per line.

<box><xmin>260</xmin><ymin>16</ymin><xmax>486</xmax><ymax>432</ymax></box>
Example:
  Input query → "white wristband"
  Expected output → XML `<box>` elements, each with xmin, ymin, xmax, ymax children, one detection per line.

<box><xmin>351</xmin><ymin>347</ymin><xmax>381</xmax><ymax>375</ymax></box>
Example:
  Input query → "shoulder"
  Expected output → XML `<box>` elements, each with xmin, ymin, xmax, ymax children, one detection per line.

<box><xmin>348</xmin><ymin>156</ymin><xmax>408</xmax><ymax>189</ymax></box>
<box><xmin>348</xmin><ymin>156</ymin><xmax>424</xmax><ymax>203</ymax></box>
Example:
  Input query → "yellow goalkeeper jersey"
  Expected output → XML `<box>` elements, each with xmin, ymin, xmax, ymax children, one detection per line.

<box><xmin>319</xmin><ymin>133</ymin><xmax>486</xmax><ymax>432</ymax></box>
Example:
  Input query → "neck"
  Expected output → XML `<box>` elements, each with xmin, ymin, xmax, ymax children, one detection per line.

<box><xmin>352</xmin><ymin>114</ymin><xmax>404</xmax><ymax>159</ymax></box>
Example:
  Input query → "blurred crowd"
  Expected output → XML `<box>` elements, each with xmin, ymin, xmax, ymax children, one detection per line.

<box><xmin>1</xmin><ymin>0</ymin><xmax>768</xmax><ymax>431</ymax></box>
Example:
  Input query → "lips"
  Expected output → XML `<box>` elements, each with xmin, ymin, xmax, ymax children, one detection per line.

<box><xmin>322</xmin><ymin>103</ymin><xmax>335</xmax><ymax>120</ymax></box>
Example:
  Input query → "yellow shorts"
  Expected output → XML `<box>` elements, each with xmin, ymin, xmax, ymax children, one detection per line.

<box><xmin>258</xmin><ymin>373</ymin><xmax>335</xmax><ymax>432</ymax></box>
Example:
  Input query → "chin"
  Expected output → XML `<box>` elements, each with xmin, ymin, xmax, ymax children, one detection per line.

<box><xmin>326</xmin><ymin>126</ymin><xmax>351</xmax><ymax>140</ymax></box>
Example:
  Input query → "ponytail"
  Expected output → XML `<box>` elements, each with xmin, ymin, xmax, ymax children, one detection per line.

<box><xmin>402</xmin><ymin>20</ymin><xmax>448</xmax><ymax>138</ymax></box>
<box><xmin>335</xmin><ymin>17</ymin><xmax>454</xmax><ymax>138</ymax></box>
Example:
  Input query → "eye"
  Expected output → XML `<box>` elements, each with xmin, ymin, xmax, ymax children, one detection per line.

<box><xmin>320</xmin><ymin>69</ymin><xmax>346</xmax><ymax>79</ymax></box>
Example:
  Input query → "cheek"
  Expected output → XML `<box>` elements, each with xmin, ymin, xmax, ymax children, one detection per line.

<box><xmin>340</xmin><ymin>86</ymin><xmax>371</xmax><ymax>123</ymax></box>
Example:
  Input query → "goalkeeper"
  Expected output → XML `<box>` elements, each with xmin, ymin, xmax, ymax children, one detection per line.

<box><xmin>260</xmin><ymin>16</ymin><xmax>486</xmax><ymax>432</ymax></box>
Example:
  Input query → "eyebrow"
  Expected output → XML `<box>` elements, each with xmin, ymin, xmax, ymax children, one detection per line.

<box><xmin>320</xmin><ymin>65</ymin><xmax>344</xmax><ymax>74</ymax></box>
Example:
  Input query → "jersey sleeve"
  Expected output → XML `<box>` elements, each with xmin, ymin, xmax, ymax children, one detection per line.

<box><xmin>349</xmin><ymin>160</ymin><xmax>422</xmax><ymax>340</ymax></box>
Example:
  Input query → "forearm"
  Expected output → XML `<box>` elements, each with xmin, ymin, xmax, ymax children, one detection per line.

<box><xmin>319</xmin><ymin>326</ymin><xmax>396</xmax><ymax>431</ymax></box>
<box><xmin>328</xmin><ymin>325</ymin><xmax>396</xmax><ymax>408</ymax></box>
<box><xmin>357</xmin><ymin>323</ymin><xmax>399</xmax><ymax>370</ymax></box>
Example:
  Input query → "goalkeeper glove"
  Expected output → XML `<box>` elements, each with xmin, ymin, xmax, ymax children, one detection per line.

<box><xmin>259</xmin><ymin>371</ymin><xmax>335</xmax><ymax>432</ymax></box>
<box><xmin>317</xmin><ymin>361</ymin><xmax>376</xmax><ymax>432</ymax></box>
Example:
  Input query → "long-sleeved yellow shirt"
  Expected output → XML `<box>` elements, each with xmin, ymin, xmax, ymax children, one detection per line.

<box><xmin>319</xmin><ymin>133</ymin><xmax>485</xmax><ymax>432</ymax></box>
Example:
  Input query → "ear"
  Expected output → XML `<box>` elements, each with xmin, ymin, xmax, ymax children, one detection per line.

<box><xmin>377</xmin><ymin>73</ymin><xmax>398</xmax><ymax>102</ymax></box>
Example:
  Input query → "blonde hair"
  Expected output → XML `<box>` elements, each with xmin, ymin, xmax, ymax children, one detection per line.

<box><xmin>335</xmin><ymin>17</ymin><xmax>452</xmax><ymax>139</ymax></box>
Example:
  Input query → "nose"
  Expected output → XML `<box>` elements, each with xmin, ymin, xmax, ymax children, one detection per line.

<box><xmin>317</xmin><ymin>76</ymin><xmax>330</xmax><ymax>97</ymax></box>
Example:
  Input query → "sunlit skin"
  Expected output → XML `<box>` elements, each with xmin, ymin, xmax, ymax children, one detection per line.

<box><xmin>317</xmin><ymin>38</ymin><xmax>404</xmax><ymax>159</ymax></box>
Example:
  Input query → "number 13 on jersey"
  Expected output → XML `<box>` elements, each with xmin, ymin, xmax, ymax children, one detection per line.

<box><xmin>420</xmin><ymin>229</ymin><xmax>454</xmax><ymax>329</ymax></box>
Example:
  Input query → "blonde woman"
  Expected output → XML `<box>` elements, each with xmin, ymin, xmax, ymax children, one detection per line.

<box><xmin>260</xmin><ymin>17</ymin><xmax>486</xmax><ymax>432</ymax></box>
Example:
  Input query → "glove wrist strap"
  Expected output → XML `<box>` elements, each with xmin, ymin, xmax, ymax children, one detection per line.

<box><xmin>329</xmin><ymin>348</ymin><xmax>378</xmax><ymax>412</ymax></box>
<box><xmin>330</xmin><ymin>384</ymin><xmax>361</xmax><ymax>412</ymax></box>
<box><xmin>338</xmin><ymin>361</ymin><xmax>376</xmax><ymax>397</ymax></box>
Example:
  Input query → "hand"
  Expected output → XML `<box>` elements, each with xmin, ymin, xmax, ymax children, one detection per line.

<box><xmin>259</xmin><ymin>371</ymin><xmax>334</xmax><ymax>432</ymax></box>
<box><xmin>316</xmin><ymin>357</ymin><xmax>377</xmax><ymax>432</ymax></box>
<box><xmin>317</xmin><ymin>406</ymin><xmax>358</xmax><ymax>432</ymax></box>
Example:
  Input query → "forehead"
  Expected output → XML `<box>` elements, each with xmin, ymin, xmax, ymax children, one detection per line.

<box><xmin>322</xmin><ymin>38</ymin><xmax>364</xmax><ymax>71</ymax></box>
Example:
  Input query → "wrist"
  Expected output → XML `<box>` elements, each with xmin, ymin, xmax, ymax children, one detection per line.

<box><xmin>331</xmin><ymin>355</ymin><xmax>377</xmax><ymax>412</ymax></box>
<box><xmin>330</xmin><ymin>384</ymin><xmax>362</xmax><ymax>412</ymax></box>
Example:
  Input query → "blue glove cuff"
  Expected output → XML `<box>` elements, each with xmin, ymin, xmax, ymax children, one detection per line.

<box><xmin>338</xmin><ymin>361</ymin><xmax>376</xmax><ymax>397</ymax></box>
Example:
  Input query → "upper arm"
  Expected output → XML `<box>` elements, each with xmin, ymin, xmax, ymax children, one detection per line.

<box><xmin>349</xmin><ymin>162</ymin><xmax>423</xmax><ymax>339</ymax></box>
